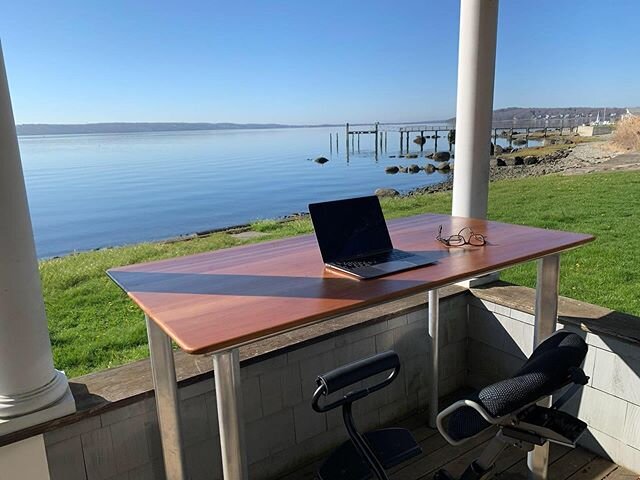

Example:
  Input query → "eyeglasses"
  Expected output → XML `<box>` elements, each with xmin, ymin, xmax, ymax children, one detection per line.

<box><xmin>437</xmin><ymin>225</ymin><xmax>487</xmax><ymax>247</ymax></box>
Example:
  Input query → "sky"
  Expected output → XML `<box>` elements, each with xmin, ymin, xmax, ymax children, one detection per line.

<box><xmin>1</xmin><ymin>0</ymin><xmax>639</xmax><ymax>125</ymax></box>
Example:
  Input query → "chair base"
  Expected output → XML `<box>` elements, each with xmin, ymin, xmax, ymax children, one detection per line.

<box><xmin>318</xmin><ymin>427</ymin><xmax>421</xmax><ymax>480</ymax></box>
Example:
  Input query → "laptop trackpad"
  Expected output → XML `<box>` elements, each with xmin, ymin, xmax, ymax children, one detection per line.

<box><xmin>375</xmin><ymin>261</ymin><xmax>416</xmax><ymax>273</ymax></box>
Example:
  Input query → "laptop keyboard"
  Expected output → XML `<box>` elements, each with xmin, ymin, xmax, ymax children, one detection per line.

<box><xmin>334</xmin><ymin>250</ymin><xmax>413</xmax><ymax>269</ymax></box>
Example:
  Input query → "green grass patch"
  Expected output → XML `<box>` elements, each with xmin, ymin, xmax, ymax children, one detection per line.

<box><xmin>42</xmin><ymin>171</ymin><xmax>640</xmax><ymax>377</ymax></box>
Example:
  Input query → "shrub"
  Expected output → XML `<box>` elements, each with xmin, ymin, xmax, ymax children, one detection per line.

<box><xmin>613</xmin><ymin>115</ymin><xmax>640</xmax><ymax>151</ymax></box>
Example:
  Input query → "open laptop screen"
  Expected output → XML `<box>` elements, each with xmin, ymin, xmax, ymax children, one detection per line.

<box><xmin>309</xmin><ymin>196</ymin><xmax>393</xmax><ymax>263</ymax></box>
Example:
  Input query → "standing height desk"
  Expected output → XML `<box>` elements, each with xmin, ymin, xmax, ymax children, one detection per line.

<box><xmin>107</xmin><ymin>214</ymin><xmax>593</xmax><ymax>480</ymax></box>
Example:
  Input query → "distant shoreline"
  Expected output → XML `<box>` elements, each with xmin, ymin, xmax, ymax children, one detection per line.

<box><xmin>16</xmin><ymin>120</ymin><xmax>447</xmax><ymax>137</ymax></box>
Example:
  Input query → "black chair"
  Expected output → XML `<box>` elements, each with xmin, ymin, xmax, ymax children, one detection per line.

<box><xmin>435</xmin><ymin>331</ymin><xmax>590</xmax><ymax>480</ymax></box>
<box><xmin>312</xmin><ymin>350</ymin><xmax>422</xmax><ymax>480</ymax></box>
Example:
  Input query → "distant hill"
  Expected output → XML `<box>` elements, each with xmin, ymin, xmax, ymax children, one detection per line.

<box><xmin>16</xmin><ymin>122</ymin><xmax>339</xmax><ymax>136</ymax></box>
<box><xmin>447</xmin><ymin>107</ymin><xmax>627</xmax><ymax>123</ymax></box>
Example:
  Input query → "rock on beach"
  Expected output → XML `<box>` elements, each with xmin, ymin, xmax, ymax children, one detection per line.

<box><xmin>375</xmin><ymin>188</ymin><xmax>400</xmax><ymax>197</ymax></box>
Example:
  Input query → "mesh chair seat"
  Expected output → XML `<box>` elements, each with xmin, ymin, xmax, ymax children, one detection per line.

<box><xmin>446</xmin><ymin>331</ymin><xmax>587</xmax><ymax>442</ymax></box>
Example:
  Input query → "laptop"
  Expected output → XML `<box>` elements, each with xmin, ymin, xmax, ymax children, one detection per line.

<box><xmin>308</xmin><ymin>195</ymin><xmax>440</xmax><ymax>279</ymax></box>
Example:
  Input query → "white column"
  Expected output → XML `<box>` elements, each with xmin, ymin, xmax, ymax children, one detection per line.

<box><xmin>451</xmin><ymin>0</ymin><xmax>499</xmax><ymax>219</ymax></box>
<box><xmin>0</xmin><ymin>43</ymin><xmax>74</xmax><ymax>434</ymax></box>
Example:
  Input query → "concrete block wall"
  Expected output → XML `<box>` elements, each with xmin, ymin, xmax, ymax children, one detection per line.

<box><xmin>42</xmin><ymin>293</ymin><xmax>468</xmax><ymax>480</ymax></box>
<box><xmin>467</xmin><ymin>296</ymin><xmax>640</xmax><ymax>473</ymax></box>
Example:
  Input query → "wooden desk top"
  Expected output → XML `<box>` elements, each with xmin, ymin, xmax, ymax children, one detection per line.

<box><xmin>107</xmin><ymin>214</ymin><xmax>593</xmax><ymax>354</ymax></box>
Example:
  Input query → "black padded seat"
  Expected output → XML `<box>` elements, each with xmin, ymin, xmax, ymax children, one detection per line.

<box><xmin>447</xmin><ymin>331</ymin><xmax>587</xmax><ymax>442</ymax></box>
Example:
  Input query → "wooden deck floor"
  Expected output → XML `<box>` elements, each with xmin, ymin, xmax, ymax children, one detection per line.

<box><xmin>281</xmin><ymin>412</ymin><xmax>637</xmax><ymax>480</ymax></box>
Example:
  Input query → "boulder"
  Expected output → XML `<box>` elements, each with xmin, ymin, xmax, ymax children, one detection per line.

<box><xmin>435</xmin><ymin>161</ymin><xmax>451</xmax><ymax>171</ymax></box>
<box><xmin>433</xmin><ymin>151</ymin><xmax>451</xmax><ymax>162</ymax></box>
<box><xmin>385</xmin><ymin>166</ymin><xmax>399</xmax><ymax>174</ymax></box>
<box><xmin>513</xmin><ymin>138</ymin><xmax>527</xmax><ymax>146</ymax></box>
<box><xmin>424</xmin><ymin>163</ymin><xmax>436</xmax><ymax>173</ymax></box>
<box><xmin>524</xmin><ymin>155</ymin><xmax>538</xmax><ymax>165</ymax></box>
<box><xmin>503</xmin><ymin>156</ymin><xmax>524</xmax><ymax>167</ymax></box>
<box><xmin>405</xmin><ymin>153</ymin><xmax>419</xmax><ymax>159</ymax></box>
<box><xmin>494</xmin><ymin>145</ymin><xmax>504</xmax><ymax>155</ymax></box>
<box><xmin>375</xmin><ymin>188</ymin><xmax>400</xmax><ymax>197</ymax></box>
<box><xmin>496</xmin><ymin>157</ymin><xmax>507</xmax><ymax>167</ymax></box>
<box><xmin>314</xmin><ymin>156</ymin><xmax>329</xmax><ymax>164</ymax></box>
<box><xmin>398</xmin><ymin>166</ymin><xmax>408</xmax><ymax>173</ymax></box>
<box><xmin>413</xmin><ymin>136</ymin><xmax>426</xmax><ymax>146</ymax></box>
<box><xmin>425</xmin><ymin>152</ymin><xmax>434</xmax><ymax>159</ymax></box>
<box><xmin>408</xmin><ymin>164</ymin><xmax>420</xmax><ymax>173</ymax></box>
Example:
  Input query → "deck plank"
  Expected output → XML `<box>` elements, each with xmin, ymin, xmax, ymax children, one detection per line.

<box><xmin>275</xmin><ymin>412</ymin><xmax>631</xmax><ymax>480</ymax></box>
<box><xmin>566</xmin><ymin>456</ymin><xmax>618</xmax><ymax>480</ymax></box>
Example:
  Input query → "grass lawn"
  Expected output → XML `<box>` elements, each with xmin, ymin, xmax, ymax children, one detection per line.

<box><xmin>41</xmin><ymin>171</ymin><xmax>640</xmax><ymax>377</ymax></box>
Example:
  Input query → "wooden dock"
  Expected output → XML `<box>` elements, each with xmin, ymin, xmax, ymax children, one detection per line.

<box><xmin>339</xmin><ymin>118</ymin><xmax>583</xmax><ymax>155</ymax></box>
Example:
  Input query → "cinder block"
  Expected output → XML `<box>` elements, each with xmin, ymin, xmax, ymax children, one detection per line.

<box><xmin>493</xmin><ymin>303</ymin><xmax>511</xmax><ymax>317</ymax></box>
<box><xmin>204</xmin><ymin>391</ymin><xmax>220</xmax><ymax>438</ymax></box>
<box><xmin>44</xmin><ymin>416</ymin><xmax>101</xmax><ymax>446</ymax></box>
<box><xmin>593</xmin><ymin>348</ymin><xmax>640</xmax><ymax>405</ymax></box>
<box><xmin>496</xmin><ymin>314</ymin><xmax>533</xmax><ymax>357</ymax></box>
<box><xmin>142</xmin><ymin>409</ymin><xmax>162</xmax><ymax>461</ymax></box>
<box><xmin>619</xmin><ymin>444</ymin><xmax>640</xmax><ymax>474</ymax></box>
<box><xmin>440</xmin><ymin>371</ymin><xmax>466</xmax><ymax>396</ymax></box>
<box><xmin>439</xmin><ymin>341</ymin><xmax>466</xmax><ymax>380</ymax></box>
<box><xmin>185</xmin><ymin>437</ymin><xmax>221</xmax><ymax>480</ymax></box>
<box><xmin>467</xmin><ymin>307</ymin><xmax>508</xmax><ymax>351</ymax></box>
<box><xmin>287</xmin><ymin>337</ymin><xmax>336</xmax><ymax>363</ymax></box>
<box><xmin>100</xmin><ymin>400</ymin><xmax>147</xmax><ymax>427</ymax></box>
<box><xmin>81</xmin><ymin>427</ymin><xmax>117</xmax><ymax>480</ymax></box>
<box><xmin>624</xmin><ymin>402</ymin><xmax>640</xmax><ymax>450</ymax></box>
<box><xmin>125</xmin><ymin>462</ymin><xmax>159</xmax><ymax>480</ymax></box>
<box><xmin>241</xmin><ymin>374</ymin><xmax>263</xmax><ymax>422</ymax></box>
<box><xmin>242</xmin><ymin>354</ymin><xmax>286</xmax><ymax>377</ymax></box>
<box><xmin>299</xmin><ymin>350</ymin><xmax>337</xmax><ymax>392</ymax></box>
<box><xmin>387</xmin><ymin>314</ymin><xmax>408</xmax><ymax>330</ymax></box>
<box><xmin>510</xmin><ymin>308</ymin><xmax>534</xmax><ymax>325</ymax></box>
<box><xmin>375</xmin><ymin>330</ymin><xmax>394</xmax><ymax>353</ymax></box>
<box><xmin>179</xmin><ymin>377</ymin><xmax>215</xmax><ymax>400</ymax></box>
<box><xmin>293</xmin><ymin>402</ymin><xmax>326</xmax><ymax>443</ymax></box>
<box><xmin>181</xmin><ymin>395</ymin><xmax>212</xmax><ymax>447</ymax></box>
<box><xmin>407</xmin><ymin>309</ymin><xmax>427</xmax><ymax>325</ymax></box>
<box><xmin>281</xmin><ymin>363</ymin><xmax>303</xmax><ymax>407</ymax></box>
<box><xmin>46</xmin><ymin>436</ymin><xmax>87</xmax><ymax>480</ymax></box>
<box><xmin>572</xmin><ymin>386</ymin><xmax>628</xmax><ymax>441</ymax></box>
<box><xmin>110</xmin><ymin>413</ymin><xmax>151</xmax><ymax>474</ymax></box>
<box><xmin>259</xmin><ymin>370</ymin><xmax>284</xmax><ymax>417</ymax></box>
<box><xmin>334</xmin><ymin>337</ymin><xmax>376</xmax><ymax>367</ymax></box>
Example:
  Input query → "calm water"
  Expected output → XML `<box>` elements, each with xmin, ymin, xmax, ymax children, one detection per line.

<box><xmin>19</xmin><ymin>126</ymin><xmax>534</xmax><ymax>258</ymax></box>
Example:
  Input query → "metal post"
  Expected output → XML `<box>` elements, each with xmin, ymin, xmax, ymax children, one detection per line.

<box><xmin>146</xmin><ymin>315</ymin><xmax>187</xmax><ymax>480</ymax></box>
<box><xmin>527</xmin><ymin>254</ymin><xmax>560</xmax><ymax>480</ymax></box>
<box><xmin>450</xmin><ymin>0</ymin><xmax>499</xmax><ymax>219</ymax></box>
<box><xmin>213</xmin><ymin>349</ymin><xmax>248</xmax><ymax>480</ymax></box>
<box><xmin>428</xmin><ymin>289</ymin><xmax>440</xmax><ymax>428</ymax></box>
<box><xmin>345</xmin><ymin>123</ymin><xmax>349</xmax><ymax>153</ymax></box>
<box><xmin>399</xmin><ymin>132</ymin><xmax>403</xmax><ymax>152</ymax></box>
<box><xmin>329</xmin><ymin>133</ymin><xmax>332</xmax><ymax>154</ymax></box>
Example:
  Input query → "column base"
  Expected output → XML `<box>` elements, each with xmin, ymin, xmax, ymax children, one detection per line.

<box><xmin>0</xmin><ymin>388</ymin><xmax>75</xmax><ymax>437</ymax></box>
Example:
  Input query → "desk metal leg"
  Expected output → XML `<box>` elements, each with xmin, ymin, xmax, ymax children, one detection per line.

<box><xmin>213</xmin><ymin>349</ymin><xmax>248</xmax><ymax>480</ymax></box>
<box><xmin>428</xmin><ymin>289</ymin><xmax>440</xmax><ymax>428</ymax></box>
<box><xmin>145</xmin><ymin>315</ymin><xmax>187</xmax><ymax>480</ymax></box>
<box><xmin>527</xmin><ymin>254</ymin><xmax>560</xmax><ymax>480</ymax></box>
